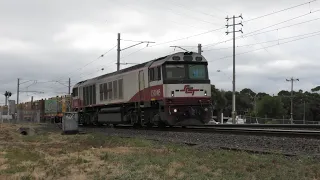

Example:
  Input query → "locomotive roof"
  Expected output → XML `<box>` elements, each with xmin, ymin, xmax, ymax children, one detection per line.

<box><xmin>74</xmin><ymin>54</ymin><xmax>168</xmax><ymax>87</ymax></box>
<box><xmin>74</xmin><ymin>51</ymin><xmax>204</xmax><ymax>87</ymax></box>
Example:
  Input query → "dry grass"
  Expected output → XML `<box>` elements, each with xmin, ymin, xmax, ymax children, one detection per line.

<box><xmin>0</xmin><ymin>123</ymin><xmax>320</xmax><ymax>180</ymax></box>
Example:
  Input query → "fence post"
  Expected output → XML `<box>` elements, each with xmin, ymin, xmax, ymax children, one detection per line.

<box><xmin>221</xmin><ymin>113</ymin><xmax>224</xmax><ymax>124</ymax></box>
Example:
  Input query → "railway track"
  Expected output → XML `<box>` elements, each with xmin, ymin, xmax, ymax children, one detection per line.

<box><xmin>80</xmin><ymin>125</ymin><xmax>320</xmax><ymax>157</ymax></box>
<box><xmin>201</xmin><ymin>124</ymin><xmax>320</xmax><ymax>129</ymax></box>
<box><xmin>80</xmin><ymin>124</ymin><xmax>320</xmax><ymax>139</ymax></box>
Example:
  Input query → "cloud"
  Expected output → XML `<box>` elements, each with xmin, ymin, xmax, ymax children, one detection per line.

<box><xmin>0</xmin><ymin>0</ymin><xmax>320</xmax><ymax>104</ymax></box>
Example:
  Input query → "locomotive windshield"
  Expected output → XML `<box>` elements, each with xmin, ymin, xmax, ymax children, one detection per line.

<box><xmin>163</xmin><ymin>63</ymin><xmax>209</xmax><ymax>83</ymax></box>
<box><xmin>188</xmin><ymin>64</ymin><xmax>206</xmax><ymax>79</ymax></box>
<box><xmin>165</xmin><ymin>65</ymin><xmax>186</xmax><ymax>79</ymax></box>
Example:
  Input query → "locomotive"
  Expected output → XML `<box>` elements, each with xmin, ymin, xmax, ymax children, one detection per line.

<box><xmin>71</xmin><ymin>51</ymin><xmax>213</xmax><ymax>126</ymax></box>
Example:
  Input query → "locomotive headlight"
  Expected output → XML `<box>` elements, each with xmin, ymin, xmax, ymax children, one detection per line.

<box><xmin>171</xmin><ymin>91</ymin><xmax>174</xmax><ymax>97</ymax></box>
<box><xmin>174</xmin><ymin>108</ymin><xmax>177</xmax><ymax>113</ymax></box>
<box><xmin>204</xmin><ymin>91</ymin><xmax>207</xmax><ymax>96</ymax></box>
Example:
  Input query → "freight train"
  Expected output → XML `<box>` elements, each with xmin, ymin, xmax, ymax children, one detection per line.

<box><xmin>0</xmin><ymin>95</ymin><xmax>71</xmax><ymax>123</ymax></box>
<box><xmin>71</xmin><ymin>52</ymin><xmax>213</xmax><ymax>127</ymax></box>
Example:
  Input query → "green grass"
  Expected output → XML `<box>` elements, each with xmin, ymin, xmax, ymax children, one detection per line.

<box><xmin>0</xmin><ymin>124</ymin><xmax>320</xmax><ymax>179</ymax></box>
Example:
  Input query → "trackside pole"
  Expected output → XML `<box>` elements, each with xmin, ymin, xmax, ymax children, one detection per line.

<box><xmin>221</xmin><ymin>113</ymin><xmax>224</xmax><ymax>124</ymax></box>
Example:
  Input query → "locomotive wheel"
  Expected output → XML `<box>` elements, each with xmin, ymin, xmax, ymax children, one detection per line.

<box><xmin>157</xmin><ymin>121</ymin><xmax>166</xmax><ymax>128</ymax></box>
<box><xmin>133</xmin><ymin>123</ymin><xmax>142</xmax><ymax>128</ymax></box>
<box><xmin>146</xmin><ymin>123</ymin><xmax>154</xmax><ymax>128</ymax></box>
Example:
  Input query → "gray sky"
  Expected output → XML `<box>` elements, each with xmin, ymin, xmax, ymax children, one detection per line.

<box><xmin>1</xmin><ymin>0</ymin><xmax>320</xmax><ymax>104</ymax></box>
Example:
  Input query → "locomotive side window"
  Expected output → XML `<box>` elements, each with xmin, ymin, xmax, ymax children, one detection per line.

<box><xmin>113</xmin><ymin>80</ymin><xmax>118</xmax><ymax>99</ymax></box>
<box><xmin>149</xmin><ymin>66</ymin><xmax>161</xmax><ymax>81</ymax></box>
<box><xmin>157</xmin><ymin>66</ymin><xmax>161</xmax><ymax>80</ymax></box>
<box><xmin>72</xmin><ymin>88</ymin><xmax>78</xmax><ymax>97</ymax></box>
<box><xmin>99</xmin><ymin>84</ymin><xmax>103</xmax><ymax>101</ymax></box>
<box><xmin>154</xmin><ymin>67</ymin><xmax>158</xmax><ymax>81</ymax></box>
<box><xmin>108</xmin><ymin>82</ymin><xmax>113</xmax><ymax>99</ymax></box>
<box><xmin>89</xmin><ymin>85</ymin><xmax>93</xmax><ymax>105</ymax></box>
<box><xmin>82</xmin><ymin>87</ymin><xmax>85</xmax><ymax>105</ymax></box>
<box><xmin>149</xmin><ymin>68</ymin><xmax>154</xmax><ymax>81</ymax></box>
<box><xmin>103</xmin><ymin>83</ymin><xmax>108</xmax><ymax>101</ymax></box>
<box><xmin>92</xmin><ymin>84</ymin><xmax>97</xmax><ymax>104</ymax></box>
<box><xmin>84</xmin><ymin>87</ymin><xmax>88</xmax><ymax>106</ymax></box>
<box><xmin>118</xmin><ymin>79</ymin><xmax>123</xmax><ymax>99</ymax></box>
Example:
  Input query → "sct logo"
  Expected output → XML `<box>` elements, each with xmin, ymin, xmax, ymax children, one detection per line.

<box><xmin>180</xmin><ymin>85</ymin><xmax>199</xmax><ymax>95</ymax></box>
<box><xmin>151</xmin><ymin>89</ymin><xmax>161</xmax><ymax>97</ymax></box>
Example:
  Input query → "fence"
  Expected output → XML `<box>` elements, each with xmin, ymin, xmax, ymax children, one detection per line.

<box><xmin>243</xmin><ymin>116</ymin><xmax>320</xmax><ymax>125</ymax></box>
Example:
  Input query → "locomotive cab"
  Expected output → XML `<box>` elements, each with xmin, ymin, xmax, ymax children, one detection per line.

<box><xmin>159</xmin><ymin>52</ymin><xmax>213</xmax><ymax>126</ymax></box>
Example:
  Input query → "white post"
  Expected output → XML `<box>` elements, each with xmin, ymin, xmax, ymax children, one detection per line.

<box><xmin>221</xmin><ymin>113</ymin><xmax>224</xmax><ymax>124</ymax></box>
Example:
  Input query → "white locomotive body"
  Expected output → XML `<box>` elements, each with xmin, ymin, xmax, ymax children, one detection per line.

<box><xmin>71</xmin><ymin>52</ymin><xmax>213</xmax><ymax>126</ymax></box>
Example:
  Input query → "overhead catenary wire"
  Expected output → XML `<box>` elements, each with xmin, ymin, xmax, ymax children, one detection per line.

<box><xmin>235</xmin><ymin>16</ymin><xmax>320</xmax><ymax>39</ymax></box>
<box><xmin>132</xmin><ymin>2</ymin><xmax>320</xmax><ymax>52</ymax></box>
<box><xmin>204</xmin><ymin>30</ymin><xmax>320</xmax><ymax>51</ymax></box>
<box><xmin>203</xmin><ymin>9</ymin><xmax>320</xmax><ymax>49</ymax></box>
<box><xmin>208</xmin><ymin>31</ymin><xmax>320</xmax><ymax>62</ymax></box>
<box><xmin>243</xmin><ymin>0</ymin><xmax>317</xmax><ymax>23</ymax></box>
<box><xmin>54</xmin><ymin>45</ymin><xmax>117</xmax><ymax>82</ymax></box>
<box><xmin>110</xmin><ymin>0</ymin><xmax>320</xmax><ymax>54</ymax></box>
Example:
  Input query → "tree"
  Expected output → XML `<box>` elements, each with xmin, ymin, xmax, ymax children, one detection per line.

<box><xmin>256</xmin><ymin>96</ymin><xmax>285</xmax><ymax>119</ymax></box>
<box><xmin>210</xmin><ymin>85</ymin><xmax>320</xmax><ymax>123</ymax></box>
<box><xmin>311</xmin><ymin>86</ymin><xmax>320</xmax><ymax>93</ymax></box>
<box><xmin>240</xmin><ymin>88</ymin><xmax>256</xmax><ymax>97</ymax></box>
<box><xmin>211</xmin><ymin>85</ymin><xmax>227</xmax><ymax>118</ymax></box>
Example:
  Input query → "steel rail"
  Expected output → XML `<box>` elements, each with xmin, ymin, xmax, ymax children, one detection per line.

<box><xmin>81</xmin><ymin>125</ymin><xmax>320</xmax><ymax>139</ymax></box>
<box><xmin>195</xmin><ymin>124</ymin><xmax>320</xmax><ymax>129</ymax></box>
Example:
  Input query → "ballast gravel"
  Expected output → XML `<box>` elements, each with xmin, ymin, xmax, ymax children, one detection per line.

<box><xmin>83</xmin><ymin>127</ymin><xmax>320</xmax><ymax>156</ymax></box>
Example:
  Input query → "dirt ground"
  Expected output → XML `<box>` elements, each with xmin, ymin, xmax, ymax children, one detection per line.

<box><xmin>0</xmin><ymin>123</ymin><xmax>320</xmax><ymax>180</ymax></box>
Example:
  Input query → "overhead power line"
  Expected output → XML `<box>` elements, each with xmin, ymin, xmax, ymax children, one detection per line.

<box><xmin>55</xmin><ymin>45</ymin><xmax>117</xmax><ymax>82</ymax></box>
<box><xmin>205</xmin><ymin>30</ymin><xmax>320</xmax><ymax>51</ymax></box>
<box><xmin>151</xmin><ymin>0</ymin><xmax>318</xmax><ymax>49</ymax></box>
<box><xmin>203</xmin><ymin>9</ymin><xmax>320</xmax><ymax>48</ymax></box>
<box><xmin>244</xmin><ymin>0</ymin><xmax>317</xmax><ymax>23</ymax></box>
<box><xmin>242</xmin><ymin>9</ymin><xmax>320</xmax><ymax>37</ymax></box>
<box><xmin>149</xmin><ymin>27</ymin><xmax>226</xmax><ymax>47</ymax></box>
<box><xmin>237</xmin><ymin>17</ymin><xmax>320</xmax><ymax>39</ymax></box>
<box><xmin>209</xmin><ymin>31</ymin><xmax>320</xmax><ymax>62</ymax></box>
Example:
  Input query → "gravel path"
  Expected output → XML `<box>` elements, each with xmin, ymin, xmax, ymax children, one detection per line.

<box><xmin>82</xmin><ymin>127</ymin><xmax>320</xmax><ymax>156</ymax></box>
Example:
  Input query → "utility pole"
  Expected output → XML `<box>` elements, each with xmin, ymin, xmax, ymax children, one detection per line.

<box><xmin>226</xmin><ymin>14</ymin><xmax>243</xmax><ymax>124</ymax></box>
<box><xmin>31</xmin><ymin>96</ymin><xmax>33</xmax><ymax>110</ymax></box>
<box><xmin>68</xmin><ymin>78</ymin><xmax>71</xmax><ymax>95</ymax></box>
<box><xmin>303</xmin><ymin>100</ymin><xmax>306</xmax><ymax>124</ymax></box>
<box><xmin>116</xmin><ymin>33</ymin><xmax>155</xmax><ymax>71</ymax></box>
<box><xmin>198</xmin><ymin>44</ymin><xmax>202</xmax><ymax>55</ymax></box>
<box><xmin>286</xmin><ymin>77</ymin><xmax>299</xmax><ymax>124</ymax></box>
<box><xmin>17</xmin><ymin>78</ymin><xmax>20</xmax><ymax>106</ymax></box>
<box><xmin>117</xmin><ymin>33</ymin><xmax>121</xmax><ymax>71</ymax></box>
